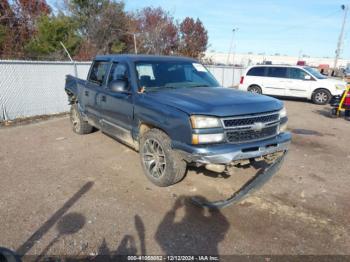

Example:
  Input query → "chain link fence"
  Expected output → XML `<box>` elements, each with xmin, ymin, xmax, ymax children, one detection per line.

<box><xmin>0</xmin><ymin>60</ymin><xmax>245</xmax><ymax>121</ymax></box>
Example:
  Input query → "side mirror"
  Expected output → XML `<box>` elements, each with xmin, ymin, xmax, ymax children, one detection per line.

<box><xmin>304</xmin><ymin>75</ymin><xmax>312</xmax><ymax>80</ymax></box>
<box><xmin>109</xmin><ymin>80</ymin><xmax>128</xmax><ymax>92</ymax></box>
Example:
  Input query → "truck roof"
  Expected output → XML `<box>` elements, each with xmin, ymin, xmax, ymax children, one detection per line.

<box><xmin>94</xmin><ymin>54</ymin><xmax>197</xmax><ymax>63</ymax></box>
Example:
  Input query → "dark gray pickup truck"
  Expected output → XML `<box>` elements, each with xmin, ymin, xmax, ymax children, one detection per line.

<box><xmin>65</xmin><ymin>54</ymin><xmax>291</xmax><ymax>207</ymax></box>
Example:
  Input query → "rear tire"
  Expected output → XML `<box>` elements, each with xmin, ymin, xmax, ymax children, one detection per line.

<box><xmin>70</xmin><ymin>104</ymin><xmax>93</xmax><ymax>134</ymax></box>
<box><xmin>247</xmin><ymin>85</ymin><xmax>262</xmax><ymax>94</ymax></box>
<box><xmin>312</xmin><ymin>89</ymin><xmax>331</xmax><ymax>105</ymax></box>
<box><xmin>139</xmin><ymin>129</ymin><xmax>186</xmax><ymax>187</ymax></box>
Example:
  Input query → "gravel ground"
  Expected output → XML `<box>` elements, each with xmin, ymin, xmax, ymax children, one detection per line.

<box><xmin>0</xmin><ymin>100</ymin><xmax>349</xmax><ymax>257</ymax></box>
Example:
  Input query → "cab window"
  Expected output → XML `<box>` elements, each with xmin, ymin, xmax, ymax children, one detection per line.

<box><xmin>88</xmin><ymin>61</ymin><xmax>109</xmax><ymax>85</ymax></box>
<box><xmin>108</xmin><ymin>63</ymin><xmax>128</xmax><ymax>82</ymax></box>
<box><xmin>108</xmin><ymin>63</ymin><xmax>130</xmax><ymax>89</ymax></box>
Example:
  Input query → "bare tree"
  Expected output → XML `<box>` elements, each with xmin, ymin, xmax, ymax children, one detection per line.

<box><xmin>178</xmin><ymin>17</ymin><xmax>208</xmax><ymax>59</ymax></box>
<box><xmin>66</xmin><ymin>0</ymin><xmax>129</xmax><ymax>60</ymax></box>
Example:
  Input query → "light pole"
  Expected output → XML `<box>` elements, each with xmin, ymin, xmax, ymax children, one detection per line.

<box><xmin>114</xmin><ymin>29</ymin><xmax>138</xmax><ymax>54</ymax></box>
<box><xmin>226</xmin><ymin>28</ymin><xmax>238</xmax><ymax>65</ymax></box>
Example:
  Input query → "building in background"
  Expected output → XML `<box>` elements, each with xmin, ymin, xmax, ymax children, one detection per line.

<box><xmin>205</xmin><ymin>52</ymin><xmax>350</xmax><ymax>68</ymax></box>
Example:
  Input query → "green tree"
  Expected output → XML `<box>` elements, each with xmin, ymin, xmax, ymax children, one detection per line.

<box><xmin>0</xmin><ymin>0</ymin><xmax>51</xmax><ymax>59</ymax></box>
<box><xmin>67</xmin><ymin>0</ymin><xmax>129</xmax><ymax>59</ymax></box>
<box><xmin>25</xmin><ymin>15</ymin><xmax>81</xmax><ymax>59</ymax></box>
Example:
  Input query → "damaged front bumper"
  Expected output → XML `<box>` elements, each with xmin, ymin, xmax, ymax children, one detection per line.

<box><xmin>173</xmin><ymin>132</ymin><xmax>291</xmax><ymax>209</ymax></box>
<box><xmin>191</xmin><ymin>151</ymin><xmax>288</xmax><ymax>208</ymax></box>
<box><xmin>175</xmin><ymin>132</ymin><xmax>291</xmax><ymax>165</ymax></box>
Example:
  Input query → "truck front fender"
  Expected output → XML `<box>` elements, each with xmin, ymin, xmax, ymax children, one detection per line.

<box><xmin>133</xmin><ymin>101</ymin><xmax>192</xmax><ymax>145</ymax></box>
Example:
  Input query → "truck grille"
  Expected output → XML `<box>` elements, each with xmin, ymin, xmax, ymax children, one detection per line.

<box><xmin>222</xmin><ymin>111</ymin><xmax>280</xmax><ymax>143</ymax></box>
<box><xmin>223</xmin><ymin>113</ymin><xmax>279</xmax><ymax>127</ymax></box>
<box><xmin>226</xmin><ymin>125</ymin><xmax>278</xmax><ymax>143</ymax></box>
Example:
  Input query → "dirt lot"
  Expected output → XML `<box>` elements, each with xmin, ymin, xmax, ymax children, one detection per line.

<box><xmin>0</xmin><ymin>100</ymin><xmax>349</xmax><ymax>257</ymax></box>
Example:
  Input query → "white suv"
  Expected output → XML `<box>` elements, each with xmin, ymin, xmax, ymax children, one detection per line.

<box><xmin>238</xmin><ymin>65</ymin><xmax>347</xmax><ymax>104</ymax></box>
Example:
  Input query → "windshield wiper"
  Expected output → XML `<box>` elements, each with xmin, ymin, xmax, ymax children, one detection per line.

<box><xmin>142</xmin><ymin>86</ymin><xmax>177</xmax><ymax>92</ymax></box>
<box><xmin>185</xmin><ymin>84</ymin><xmax>210</xmax><ymax>88</ymax></box>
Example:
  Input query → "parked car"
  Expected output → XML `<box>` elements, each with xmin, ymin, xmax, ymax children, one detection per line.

<box><xmin>238</xmin><ymin>65</ymin><xmax>347</xmax><ymax>104</ymax></box>
<box><xmin>64</xmin><ymin>55</ymin><xmax>291</xmax><ymax>205</ymax></box>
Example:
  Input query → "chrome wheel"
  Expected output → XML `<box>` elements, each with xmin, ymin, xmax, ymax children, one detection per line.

<box><xmin>248</xmin><ymin>86</ymin><xmax>262</xmax><ymax>94</ymax></box>
<box><xmin>315</xmin><ymin>91</ymin><xmax>328</xmax><ymax>104</ymax></box>
<box><xmin>142</xmin><ymin>138</ymin><xmax>166</xmax><ymax>179</ymax></box>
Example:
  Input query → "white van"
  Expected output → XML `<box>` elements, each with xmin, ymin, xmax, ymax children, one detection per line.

<box><xmin>238</xmin><ymin>65</ymin><xmax>347</xmax><ymax>104</ymax></box>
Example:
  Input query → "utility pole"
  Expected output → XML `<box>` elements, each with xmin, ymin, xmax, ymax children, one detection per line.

<box><xmin>298</xmin><ymin>49</ymin><xmax>303</xmax><ymax>61</ymax></box>
<box><xmin>333</xmin><ymin>4</ymin><xmax>348</xmax><ymax>73</ymax></box>
<box><xmin>133</xmin><ymin>33</ymin><xmax>138</xmax><ymax>54</ymax></box>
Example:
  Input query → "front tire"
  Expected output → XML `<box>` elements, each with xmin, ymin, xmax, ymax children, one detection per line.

<box><xmin>139</xmin><ymin>129</ymin><xmax>186</xmax><ymax>187</ymax></box>
<box><xmin>70</xmin><ymin>104</ymin><xmax>93</xmax><ymax>134</ymax></box>
<box><xmin>312</xmin><ymin>89</ymin><xmax>331</xmax><ymax>105</ymax></box>
<box><xmin>247</xmin><ymin>85</ymin><xmax>262</xmax><ymax>94</ymax></box>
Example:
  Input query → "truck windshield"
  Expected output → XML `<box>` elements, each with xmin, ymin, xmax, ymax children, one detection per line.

<box><xmin>303</xmin><ymin>66</ymin><xmax>327</xmax><ymax>79</ymax></box>
<box><xmin>135</xmin><ymin>61</ymin><xmax>219</xmax><ymax>91</ymax></box>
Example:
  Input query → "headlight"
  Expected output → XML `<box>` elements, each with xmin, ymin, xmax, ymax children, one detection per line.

<box><xmin>279</xmin><ymin>107</ymin><xmax>287</xmax><ymax>133</ymax></box>
<box><xmin>336</xmin><ymin>84</ymin><xmax>346</xmax><ymax>90</ymax></box>
<box><xmin>190</xmin><ymin>115</ymin><xmax>222</xmax><ymax>129</ymax></box>
<box><xmin>279</xmin><ymin>106</ymin><xmax>288</xmax><ymax>132</ymax></box>
<box><xmin>192</xmin><ymin>133</ymin><xmax>224</xmax><ymax>144</ymax></box>
<box><xmin>279</xmin><ymin>106</ymin><xmax>287</xmax><ymax>118</ymax></box>
<box><xmin>279</xmin><ymin>122</ymin><xmax>288</xmax><ymax>132</ymax></box>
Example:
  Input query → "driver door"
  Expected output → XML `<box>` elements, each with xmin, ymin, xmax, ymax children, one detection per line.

<box><xmin>285</xmin><ymin>68</ymin><xmax>313</xmax><ymax>98</ymax></box>
<box><xmin>97</xmin><ymin>62</ymin><xmax>134</xmax><ymax>145</ymax></box>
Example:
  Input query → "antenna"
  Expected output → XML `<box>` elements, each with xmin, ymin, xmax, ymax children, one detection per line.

<box><xmin>60</xmin><ymin>41</ymin><xmax>78</xmax><ymax>77</ymax></box>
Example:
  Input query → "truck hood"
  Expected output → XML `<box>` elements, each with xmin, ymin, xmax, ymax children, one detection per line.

<box><xmin>146</xmin><ymin>87</ymin><xmax>283</xmax><ymax>117</ymax></box>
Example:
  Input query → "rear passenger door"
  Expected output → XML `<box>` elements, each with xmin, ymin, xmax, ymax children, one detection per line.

<box><xmin>97</xmin><ymin>62</ymin><xmax>134</xmax><ymax>146</ymax></box>
<box><xmin>84</xmin><ymin>60</ymin><xmax>109</xmax><ymax>125</ymax></box>
<box><xmin>264</xmin><ymin>67</ymin><xmax>287</xmax><ymax>96</ymax></box>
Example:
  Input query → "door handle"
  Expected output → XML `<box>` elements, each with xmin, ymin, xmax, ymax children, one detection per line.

<box><xmin>101</xmin><ymin>95</ymin><xmax>106</xmax><ymax>102</ymax></box>
<box><xmin>85</xmin><ymin>90</ymin><xmax>89</xmax><ymax>96</ymax></box>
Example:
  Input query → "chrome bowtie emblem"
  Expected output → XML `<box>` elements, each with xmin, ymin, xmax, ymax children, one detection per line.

<box><xmin>251</xmin><ymin>122</ymin><xmax>265</xmax><ymax>131</ymax></box>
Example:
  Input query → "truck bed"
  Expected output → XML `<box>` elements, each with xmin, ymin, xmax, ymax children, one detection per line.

<box><xmin>64</xmin><ymin>74</ymin><xmax>88</xmax><ymax>104</ymax></box>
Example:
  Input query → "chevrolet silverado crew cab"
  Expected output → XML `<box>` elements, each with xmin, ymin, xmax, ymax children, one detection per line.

<box><xmin>239</xmin><ymin>65</ymin><xmax>347</xmax><ymax>105</ymax></box>
<box><xmin>65</xmin><ymin>55</ymin><xmax>291</xmax><ymax>193</ymax></box>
